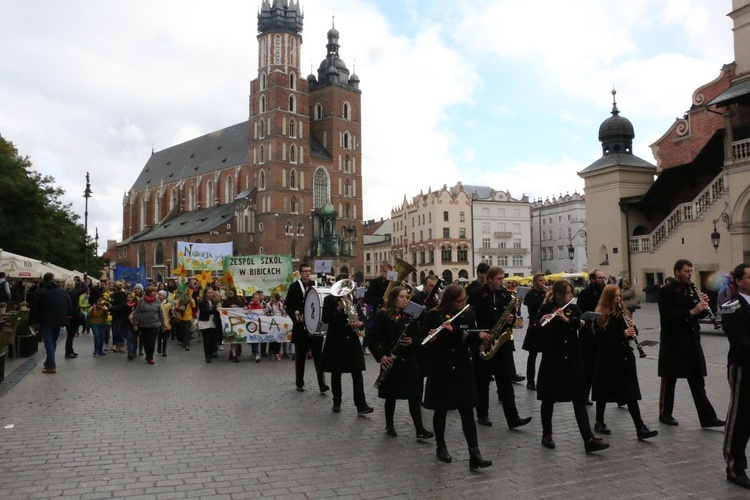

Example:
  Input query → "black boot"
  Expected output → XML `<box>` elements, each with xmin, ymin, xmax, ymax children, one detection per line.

<box><xmin>436</xmin><ymin>445</ymin><xmax>452</xmax><ymax>463</ymax></box>
<box><xmin>469</xmin><ymin>447</ymin><xmax>492</xmax><ymax>470</ymax></box>
<box><xmin>636</xmin><ymin>424</ymin><xmax>658</xmax><ymax>440</ymax></box>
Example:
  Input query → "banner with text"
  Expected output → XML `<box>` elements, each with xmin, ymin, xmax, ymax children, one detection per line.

<box><xmin>176</xmin><ymin>241</ymin><xmax>233</xmax><ymax>272</ymax></box>
<box><xmin>222</xmin><ymin>254</ymin><xmax>294</xmax><ymax>296</ymax></box>
<box><xmin>219</xmin><ymin>307</ymin><xmax>293</xmax><ymax>343</ymax></box>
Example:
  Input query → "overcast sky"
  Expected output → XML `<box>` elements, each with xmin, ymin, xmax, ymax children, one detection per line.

<box><xmin>0</xmin><ymin>0</ymin><xmax>735</xmax><ymax>246</ymax></box>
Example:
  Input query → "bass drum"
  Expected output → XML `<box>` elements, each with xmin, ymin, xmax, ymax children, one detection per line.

<box><xmin>304</xmin><ymin>287</ymin><xmax>331</xmax><ymax>336</ymax></box>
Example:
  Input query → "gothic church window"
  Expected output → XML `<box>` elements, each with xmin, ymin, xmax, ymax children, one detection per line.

<box><xmin>206</xmin><ymin>180</ymin><xmax>214</xmax><ymax>208</ymax></box>
<box><xmin>225</xmin><ymin>177</ymin><xmax>233</xmax><ymax>203</ymax></box>
<box><xmin>289</xmin><ymin>145</ymin><xmax>297</xmax><ymax>163</ymax></box>
<box><xmin>315</xmin><ymin>103</ymin><xmax>322</xmax><ymax>120</ymax></box>
<box><xmin>343</xmin><ymin>102</ymin><xmax>350</xmax><ymax>120</ymax></box>
<box><xmin>289</xmin><ymin>73</ymin><xmax>296</xmax><ymax>90</ymax></box>
<box><xmin>313</xmin><ymin>168</ymin><xmax>329</xmax><ymax>209</ymax></box>
<box><xmin>289</xmin><ymin>118</ymin><xmax>296</xmax><ymax>137</ymax></box>
<box><xmin>289</xmin><ymin>95</ymin><xmax>295</xmax><ymax>113</ymax></box>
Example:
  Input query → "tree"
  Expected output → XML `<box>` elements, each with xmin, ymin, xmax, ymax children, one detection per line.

<box><xmin>0</xmin><ymin>134</ymin><xmax>102</xmax><ymax>273</ymax></box>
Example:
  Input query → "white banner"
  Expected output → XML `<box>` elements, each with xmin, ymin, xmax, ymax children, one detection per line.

<box><xmin>176</xmin><ymin>241</ymin><xmax>233</xmax><ymax>271</ymax></box>
<box><xmin>219</xmin><ymin>307</ymin><xmax>293</xmax><ymax>343</ymax></box>
<box><xmin>222</xmin><ymin>254</ymin><xmax>294</xmax><ymax>296</ymax></box>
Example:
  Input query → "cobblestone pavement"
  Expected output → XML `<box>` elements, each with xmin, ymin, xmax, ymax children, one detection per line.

<box><xmin>0</xmin><ymin>303</ymin><xmax>746</xmax><ymax>499</ymax></box>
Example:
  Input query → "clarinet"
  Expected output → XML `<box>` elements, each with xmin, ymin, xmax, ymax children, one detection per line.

<box><xmin>374</xmin><ymin>317</ymin><xmax>417</xmax><ymax>389</ymax></box>
<box><xmin>688</xmin><ymin>280</ymin><xmax>721</xmax><ymax>330</ymax></box>
<box><xmin>617</xmin><ymin>302</ymin><xmax>646</xmax><ymax>358</ymax></box>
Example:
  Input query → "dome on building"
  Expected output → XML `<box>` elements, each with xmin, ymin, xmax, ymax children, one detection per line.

<box><xmin>598</xmin><ymin>89</ymin><xmax>634</xmax><ymax>142</ymax></box>
<box><xmin>321</xmin><ymin>201</ymin><xmax>335</xmax><ymax>214</ymax></box>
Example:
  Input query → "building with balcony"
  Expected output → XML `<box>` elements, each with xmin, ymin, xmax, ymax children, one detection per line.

<box><xmin>531</xmin><ymin>192</ymin><xmax>587</xmax><ymax>274</ymax></box>
<box><xmin>579</xmin><ymin>0</ymin><xmax>750</xmax><ymax>298</ymax></box>
<box><xmin>391</xmin><ymin>184</ymin><xmax>473</xmax><ymax>285</ymax></box>
<box><xmin>464</xmin><ymin>185</ymin><xmax>532</xmax><ymax>278</ymax></box>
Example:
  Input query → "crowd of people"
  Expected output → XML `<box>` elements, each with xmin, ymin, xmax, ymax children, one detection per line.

<box><xmin>18</xmin><ymin>257</ymin><xmax>750</xmax><ymax>487</ymax></box>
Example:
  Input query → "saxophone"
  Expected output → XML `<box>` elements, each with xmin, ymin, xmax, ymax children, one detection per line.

<box><xmin>478</xmin><ymin>292</ymin><xmax>517</xmax><ymax>361</ymax></box>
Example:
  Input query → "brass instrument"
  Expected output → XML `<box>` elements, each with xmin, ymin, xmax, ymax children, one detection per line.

<box><xmin>479</xmin><ymin>293</ymin><xmax>517</xmax><ymax>361</ymax></box>
<box><xmin>331</xmin><ymin>278</ymin><xmax>361</xmax><ymax>333</ymax></box>
<box><xmin>421</xmin><ymin>304</ymin><xmax>471</xmax><ymax>345</ymax></box>
<box><xmin>382</xmin><ymin>257</ymin><xmax>416</xmax><ymax>300</ymax></box>
<box><xmin>539</xmin><ymin>298</ymin><xmax>575</xmax><ymax>327</ymax></box>
<box><xmin>617</xmin><ymin>301</ymin><xmax>646</xmax><ymax>358</ymax></box>
<box><xmin>688</xmin><ymin>280</ymin><xmax>721</xmax><ymax>330</ymax></box>
<box><xmin>374</xmin><ymin>318</ymin><xmax>418</xmax><ymax>388</ymax></box>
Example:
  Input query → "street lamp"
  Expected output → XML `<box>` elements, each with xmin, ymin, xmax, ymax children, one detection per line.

<box><xmin>711</xmin><ymin>201</ymin><xmax>729</xmax><ymax>252</ymax></box>
<box><xmin>83</xmin><ymin>172</ymin><xmax>92</xmax><ymax>278</ymax></box>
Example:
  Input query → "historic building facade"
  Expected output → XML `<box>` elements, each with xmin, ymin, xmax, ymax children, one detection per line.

<box><xmin>580</xmin><ymin>0</ymin><xmax>750</xmax><ymax>299</ymax></box>
<box><xmin>391</xmin><ymin>184</ymin><xmax>473</xmax><ymax>285</ymax></box>
<box><xmin>363</xmin><ymin>218</ymin><xmax>392</xmax><ymax>280</ymax></box>
<box><xmin>118</xmin><ymin>0</ymin><xmax>364</xmax><ymax>279</ymax></box>
<box><xmin>531</xmin><ymin>192</ymin><xmax>587</xmax><ymax>275</ymax></box>
<box><xmin>466</xmin><ymin>185</ymin><xmax>532</xmax><ymax>278</ymax></box>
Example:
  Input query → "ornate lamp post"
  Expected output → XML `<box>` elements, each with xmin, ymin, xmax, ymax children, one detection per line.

<box><xmin>83</xmin><ymin>172</ymin><xmax>92</xmax><ymax>278</ymax></box>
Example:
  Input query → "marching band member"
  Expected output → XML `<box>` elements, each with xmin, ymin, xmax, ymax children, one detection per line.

<box><xmin>422</xmin><ymin>284</ymin><xmax>492</xmax><ymax>470</ymax></box>
<box><xmin>284</xmin><ymin>263</ymin><xmax>328</xmax><ymax>393</ymax></box>
<box><xmin>591</xmin><ymin>285</ymin><xmax>658</xmax><ymax>440</ymax></box>
<box><xmin>322</xmin><ymin>275</ymin><xmax>373</xmax><ymax>415</ymax></box>
<box><xmin>467</xmin><ymin>266</ymin><xmax>531</xmax><ymax>429</ymax></box>
<box><xmin>721</xmin><ymin>264</ymin><xmax>750</xmax><ymax>490</ymax></box>
<box><xmin>521</xmin><ymin>273</ymin><xmax>547</xmax><ymax>390</ymax></box>
<box><xmin>536</xmin><ymin>280</ymin><xmax>609</xmax><ymax>453</ymax></box>
<box><xmin>370</xmin><ymin>286</ymin><xmax>433</xmax><ymax>439</ymax></box>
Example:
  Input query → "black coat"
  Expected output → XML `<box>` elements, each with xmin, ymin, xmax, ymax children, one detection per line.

<box><xmin>575</xmin><ymin>284</ymin><xmax>600</xmax><ymax>366</ymax></box>
<box><xmin>722</xmin><ymin>295</ymin><xmax>750</xmax><ymax>369</ymax></box>
<box><xmin>536</xmin><ymin>302</ymin><xmax>588</xmax><ymax>402</ymax></box>
<box><xmin>657</xmin><ymin>280</ymin><xmax>707</xmax><ymax>378</ymax></box>
<box><xmin>521</xmin><ymin>287</ymin><xmax>546</xmax><ymax>352</ymax></box>
<box><xmin>468</xmin><ymin>283</ymin><xmax>516</xmax><ymax>376</ymax></box>
<box><xmin>592</xmin><ymin>317</ymin><xmax>641</xmax><ymax>402</ymax></box>
<box><xmin>421</xmin><ymin>309</ymin><xmax>480</xmax><ymax>410</ymax></box>
<box><xmin>30</xmin><ymin>281</ymin><xmax>71</xmax><ymax>327</ymax></box>
<box><xmin>370</xmin><ymin>310</ymin><xmax>423</xmax><ymax>400</ymax></box>
<box><xmin>322</xmin><ymin>295</ymin><xmax>366</xmax><ymax>373</ymax></box>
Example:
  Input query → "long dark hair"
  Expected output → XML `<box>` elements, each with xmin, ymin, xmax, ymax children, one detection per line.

<box><xmin>382</xmin><ymin>286</ymin><xmax>406</xmax><ymax>314</ymax></box>
<box><xmin>434</xmin><ymin>284</ymin><xmax>466</xmax><ymax>315</ymax></box>
<box><xmin>543</xmin><ymin>280</ymin><xmax>573</xmax><ymax>304</ymax></box>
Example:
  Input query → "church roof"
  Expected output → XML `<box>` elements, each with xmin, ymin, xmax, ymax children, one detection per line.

<box><xmin>128</xmin><ymin>202</ymin><xmax>238</xmax><ymax>243</ymax></box>
<box><xmin>579</xmin><ymin>153</ymin><xmax>656</xmax><ymax>175</ymax></box>
<box><xmin>129</xmin><ymin>121</ymin><xmax>249</xmax><ymax>192</ymax></box>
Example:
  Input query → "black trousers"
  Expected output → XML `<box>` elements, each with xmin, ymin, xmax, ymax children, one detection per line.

<box><xmin>475</xmin><ymin>361</ymin><xmax>519</xmax><ymax>424</ymax></box>
<box><xmin>139</xmin><ymin>327</ymin><xmax>159</xmax><ymax>361</ymax></box>
<box><xmin>331</xmin><ymin>370</ymin><xmax>366</xmax><ymax>409</ymax></box>
<box><xmin>526</xmin><ymin>351</ymin><xmax>539</xmax><ymax>385</ymax></box>
<box><xmin>434</xmin><ymin>407</ymin><xmax>478</xmax><ymax>450</ymax></box>
<box><xmin>201</xmin><ymin>328</ymin><xmax>216</xmax><ymax>360</ymax></box>
<box><xmin>659</xmin><ymin>376</ymin><xmax>717</xmax><ymax>423</ymax></box>
<box><xmin>384</xmin><ymin>398</ymin><xmax>424</xmax><ymax>431</ymax></box>
<box><xmin>725</xmin><ymin>364</ymin><xmax>750</xmax><ymax>478</ymax></box>
<box><xmin>293</xmin><ymin>335</ymin><xmax>325</xmax><ymax>389</ymax></box>
<box><xmin>541</xmin><ymin>400</ymin><xmax>593</xmax><ymax>442</ymax></box>
<box><xmin>157</xmin><ymin>329</ymin><xmax>169</xmax><ymax>354</ymax></box>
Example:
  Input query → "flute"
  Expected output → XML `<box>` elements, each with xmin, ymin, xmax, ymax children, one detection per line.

<box><xmin>421</xmin><ymin>304</ymin><xmax>471</xmax><ymax>345</ymax></box>
<box><xmin>539</xmin><ymin>298</ymin><xmax>575</xmax><ymax>327</ymax></box>
<box><xmin>617</xmin><ymin>302</ymin><xmax>646</xmax><ymax>358</ymax></box>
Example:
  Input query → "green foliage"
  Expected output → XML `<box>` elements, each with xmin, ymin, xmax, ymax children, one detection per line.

<box><xmin>0</xmin><ymin>134</ymin><xmax>103</xmax><ymax>272</ymax></box>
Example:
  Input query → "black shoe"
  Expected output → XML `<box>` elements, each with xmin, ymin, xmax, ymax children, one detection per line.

<box><xmin>320</xmin><ymin>385</ymin><xmax>330</xmax><ymax>394</ymax></box>
<box><xmin>233</xmin><ymin>356</ymin><xmax>239</xmax><ymax>363</ymax></box>
<box><xmin>526</xmin><ymin>382</ymin><xmax>536</xmax><ymax>391</ymax></box>
<box><xmin>585</xmin><ymin>400</ymin><xmax>593</xmax><ymax>406</ymax></box>
<box><xmin>637</xmin><ymin>425</ymin><xmax>658</xmax><ymax>440</ymax></box>
<box><xmin>659</xmin><ymin>415</ymin><xmax>679</xmax><ymax>426</ymax></box>
<box><xmin>728</xmin><ymin>474</ymin><xmax>750</xmax><ymax>489</ymax></box>
<box><xmin>162</xmin><ymin>353</ymin><xmax>167</xmax><ymax>357</ymax></box>
<box><xmin>357</xmin><ymin>405</ymin><xmax>374</xmax><ymax>415</ymax></box>
<box><xmin>65</xmin><ymin>354</ymin><xmax>77</xmax><ymax>359</ymax></box>
<box><xmin>511</xmin><ymin>374</ymin><xmax>526</xmax><ymax>383</ymax></box>
<box><xmin>436</xmin><ymin>446</ymin><xmax>452</xmax><ymax>463</ymax></box>
<box><xmin>127</xmin><ymin>355</ymin><xmax>134</xmax><ymax>361</ymax></box>
<box><xmin>385</xmin><ymin>427</ymin><xmax>398</xmax><ymax>437</ymax></box>
<box><xmin>542</xmin><ymin>434</ymin><xmax>555</xmax><ymax>449</ymax></box>
<box><xmin>701</xmin><ymin>418</ymin><xmax>725</xmax><ymax>428</ymax></box>
<box><xmin>416</xmin><ymin>429</ymin><xmax>434</xmax><ymax>440</ymax></box>
<box><xmin>71</xmin><ymin>352</ymin><xmax>79</xmax><ymax>357</ymax></box>
<box><xmin>477</xmin><ymin>416</ymin><xmax>493</xmax><ymax>427</ymax></box>
<box><xmin>205</xmin><ymin>357</ymin><xmax>212</xmax><ymax>363</ymax></box>
<box><xmin>594</xmin><ymin>421</ymin><xmax>611</xmax><ymax>435</ymax></box>
<box><xmin>332</xmin><ymin>404</ymin><xmax>341</xmax><ymax>413</ymax></box>
<box><xmin>584</xmin><ymin>437</ymin><xmax>610</xmax><ymax>453</ymax></box>
<box><xmin>509</xmin><ymin>416</ymin><xmax>532</xmax><ymax>429</ymax></box>
<box><xmin>469</xmin><ymin>449</ymin><xmax>492</xmax><ymax>470</ymax></box>
<box><xmin>296</xmin><ymin>385</ymin><xmax>305</xmax><ymax>392</ymax></box>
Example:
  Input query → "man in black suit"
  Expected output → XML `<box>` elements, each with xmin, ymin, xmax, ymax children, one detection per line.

<box><xmin>722</xmin><ymin>263</ymin><xmax>750</xmax><ymax>489</ymax></box>
<box><xmin>657</xmin><ymin>259</ymin><xmax>723</xmax><ymax>428</ymax></box>
<box><xmin>468</xmin><ymin>266</ymin><xmax>531</xmax><ymax>429</ymax></box>
<box><xmin>285</xmin><ymin>263</ymin><xmax>328</xmax><ymax>393</ymax></box>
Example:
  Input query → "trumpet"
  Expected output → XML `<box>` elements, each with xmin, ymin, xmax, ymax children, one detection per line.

<box><xmin>617</xmin><ymin>302</ymin><xmax>646</xmax><ymax>358</ymax></box>
<box><xmin>688</xmin><ymin>280</ymin><xmax>721</xmax><ymax>330</ymax></box>
<box><xmin>539</xmin><ymin>298</ymin><xmax>575</xmax><ymax>327</ymax></box>
<box><xmin>421</xmin><ymin>304</ymin><xmax>471</xmax><ymax>345</ymax></box>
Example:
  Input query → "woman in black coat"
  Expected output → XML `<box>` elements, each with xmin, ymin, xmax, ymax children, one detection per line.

<box><xmin>321</xmin><ymin>287</ymin><xmax>371</xmax><ymax>414</ymax></box>
<box><xmin>197</xmin><ymin>287</ymin><xmax>221</xmax><ymax>363</ymax></box>
<box><xmin>370</xmin><ymin>286</ymin><xmax>432</xmax><ymax>440</ymax></box>
<box><xmin>422</xmin><ymin>284</ymin><xmax>492</xmax><ymax>470</ymax></box>
<box><xmin>536</xmin><ymin>280</ymin><xmax>609</xmax><ymax>453</ymax></box>
<box><xmin>592</xmin><ymin>285</ymin><xmax>657</xmax><ymax>440</ymax></box>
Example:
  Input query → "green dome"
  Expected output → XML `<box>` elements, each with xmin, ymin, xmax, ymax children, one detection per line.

<box><xmin>321</xmin><ymin>201</ymin><xmax>335</xmax><ymax>213</ymax></box>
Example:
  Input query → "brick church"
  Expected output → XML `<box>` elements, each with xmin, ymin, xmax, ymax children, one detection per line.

<box><xmin>117</xmin><ymin>0</ymin><xmax>364</xmax><ymax>282</ymax></box>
